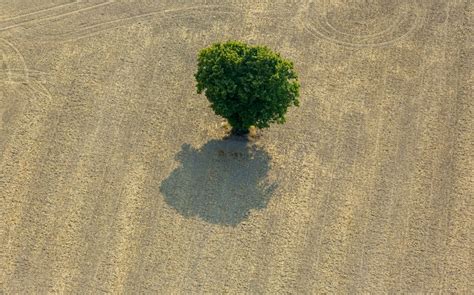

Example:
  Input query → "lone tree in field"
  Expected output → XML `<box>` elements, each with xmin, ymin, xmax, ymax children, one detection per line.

<box><xmin>195</xmin><ymin>41</ymin><xmax>300</xmax><ymax>135</ymax></box>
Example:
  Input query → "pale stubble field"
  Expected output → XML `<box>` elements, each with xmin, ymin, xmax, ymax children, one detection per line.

<box><xmin>0</xmin><ymin>0</ymin><xmax>472</xmax><ymax>293</ymax></box>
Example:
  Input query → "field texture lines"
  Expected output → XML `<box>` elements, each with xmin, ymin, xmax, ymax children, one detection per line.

<box><xmin>0</xmin><ymin>0</ymin><xmax>472</xmax><ymax>293</ymax></box>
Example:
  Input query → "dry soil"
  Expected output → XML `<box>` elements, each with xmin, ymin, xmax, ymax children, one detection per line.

<box><xmin>1</xmin><ymin>0</ymin><xmax>473</xmax><ymax>293</ymax></box>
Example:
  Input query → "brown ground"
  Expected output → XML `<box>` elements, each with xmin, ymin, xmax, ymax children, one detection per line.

<box><xmin>1</xmin><ymin>0</ymin><xmax>472</xmax><ymax>293</ymax></box>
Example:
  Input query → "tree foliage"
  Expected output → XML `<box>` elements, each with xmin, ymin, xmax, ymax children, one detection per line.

<box><xmin>195</xmin><ymin>41</ymin><xmax>300</xmax><ymax>134</ymax></box>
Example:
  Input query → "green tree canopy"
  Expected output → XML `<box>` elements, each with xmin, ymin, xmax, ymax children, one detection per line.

<box><xmin>195</xmin><ymin>41</ymin><xmax>300</xmax><ymax>135</ymax></box>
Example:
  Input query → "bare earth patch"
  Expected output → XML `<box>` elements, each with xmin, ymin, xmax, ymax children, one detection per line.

<box><xmin>0</xmin><ymin>0</ymin><xmax>472</xmax><ymax>293</ymax></box>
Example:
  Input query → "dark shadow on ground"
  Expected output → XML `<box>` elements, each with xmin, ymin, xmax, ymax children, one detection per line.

<box><xmin>160</xmin><ymin>139</ymin><xmax>276</xmax><ymax>226</ymax></box>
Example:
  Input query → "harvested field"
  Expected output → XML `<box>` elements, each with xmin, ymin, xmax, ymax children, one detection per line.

<box><xmin>1</xmin><ymin>0</ymin><xmax>472</xmax><ymax>293</ymax></box>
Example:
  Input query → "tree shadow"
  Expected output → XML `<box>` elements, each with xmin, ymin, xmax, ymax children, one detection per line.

<box><xmin>160</xmin><ymin>139</ymin><xmax>276</xmax><ymax>226</ymax></box>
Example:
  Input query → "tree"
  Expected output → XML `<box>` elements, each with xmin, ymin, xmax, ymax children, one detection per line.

<box><xmin>195</xmin><ymin>41</ymin><xmax>300</xmax><ymax>135</ymax></box>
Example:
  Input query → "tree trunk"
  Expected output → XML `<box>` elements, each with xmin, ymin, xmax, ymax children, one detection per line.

<box><xmin>231</xmin><ymin>127</ymin><xmax>249</xmax><ymax>136</ymax></box>
<box><xmin>228</xmin><ymin>115</ymin><xmax>248</xmax><ymax>136</ymax></box>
